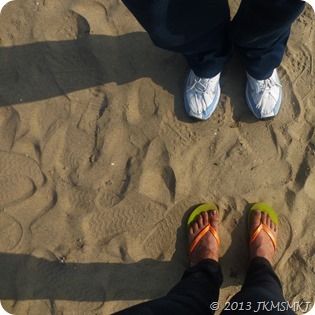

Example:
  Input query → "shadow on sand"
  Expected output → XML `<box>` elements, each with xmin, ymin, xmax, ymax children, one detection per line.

<box><xmin>0</xmin><ymin>32</ymin><xmax>256</xmax><ymax>123</ymax></box>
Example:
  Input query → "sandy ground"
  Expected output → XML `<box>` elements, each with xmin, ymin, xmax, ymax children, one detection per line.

<box><xmin>0</xmin><ymin>0</ymin><xmax>314</xmax><ymax>314</ymax></box>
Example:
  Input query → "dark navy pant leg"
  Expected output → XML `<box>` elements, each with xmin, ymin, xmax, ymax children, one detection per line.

<box><xmin>230</xmin><ymin>0</ymin><xmax>305</xmax><ymax>79</ymax></box>
<box><xmin>114</xmin><ymin>259</ymin><xmax>223</xmax><ymax>315</ymax></box>
<box><xmin>122</xmin><ymin>0</ymin><xmax>305</xmax><ymax>79</ymax></box>
<box><xmin>121</xmin><ymin>0</ymin><xmax>231</xmax><ymax>77</ymax></box>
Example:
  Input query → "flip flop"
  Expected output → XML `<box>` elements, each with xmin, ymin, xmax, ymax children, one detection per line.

<box><xmin>187</xmin><ymin>203</ymin><xmax>220</xmax><ymax>256</ymax></box>
<box><xmin>248</xmin><ymin>202</ymin><xmax>278</xmax><ymax>252</ymax></box>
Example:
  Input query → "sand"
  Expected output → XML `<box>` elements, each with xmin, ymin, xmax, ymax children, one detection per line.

<box><xmin>0</xmin><ymin>0</ymin><xmax>314</xmax><ymax>314</ymax></box>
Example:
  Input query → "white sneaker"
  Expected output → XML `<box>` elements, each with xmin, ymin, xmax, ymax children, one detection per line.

<box><xmin>246</xmin><ymin>69</ymin><xmax>282</xmax><ymax>119</ymax></box>
<box><xmin>184</xmin><ymin>70</ymin><xmax>221</xmax><ymax>120</ymax></box>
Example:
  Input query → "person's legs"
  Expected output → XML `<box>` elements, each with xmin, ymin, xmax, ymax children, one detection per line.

<box><xmin>230</xmin><ymin>0</ymin><xmax>305</xmax><ymax>80</ymax></box>
<box><xmin>230</xmin><ymin>0</ymin><xmax>305</xmax><ymax>119</ymax></box>
<box><xmin>122</xmin><ymin>0</ymin><xmax>231</xmax><ymax>77</ymax></box>
<box><xmin>223</xmin><ymin>257</ymin><xmax>294</xmax><ymax>314</ymax></box>
<box><xmin>114</xmin><ymin>210</ymin><xmax>222</xmax><ymax>315</ymax></box>
<box><xmin>222</xmin><ymin>210</ymin><xmax>294</xmax><ymax>314</ymax></box>
<box><xmin>114</xmin><ymin>260</ymin><xmax>222</xmax><ymax>315</ymax></box>
<box><xmin>122</xmin><ymin>0</ymin><xmax>232</xmax><ymax>120</ymax></box>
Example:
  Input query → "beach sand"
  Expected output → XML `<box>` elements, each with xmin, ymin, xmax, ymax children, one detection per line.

<box><xmin>0</xmin><ymin>0</ymin><xmax>314</xmax><ymax>314</ymax></box>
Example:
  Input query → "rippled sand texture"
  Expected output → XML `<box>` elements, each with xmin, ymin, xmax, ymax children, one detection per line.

<box><xmin>0</xmin><ymin>0</ymin><xmax>314</xmax><ymax>314</ymax></box>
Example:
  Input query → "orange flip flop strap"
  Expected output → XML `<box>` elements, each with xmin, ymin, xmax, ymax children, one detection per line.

<box><xmin>189</xmin><ymin>224</ymin><xmax>220</xmax><ymax>255</ymax></box>
<box><xmin>250</xmin><ymin>223</ymin><xmax>277</xmax><ymax>252</ymax></box>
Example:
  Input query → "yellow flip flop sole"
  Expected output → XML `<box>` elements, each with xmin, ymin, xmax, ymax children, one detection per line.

<box><xmin>187</xmin><ymin>203</ymin><xmax>220</xmax><ymax>255</ymax></box>
<box><xmin>248</xmin><ymin>202</ymin><xmax>278</xmax><ymax>252</ymax></box>
<box><xmin>187</xmin><ymin>203</ymin><xmax>219</xmax><ymax>230</ymax></box>
<box><xmin>248</xmin><ymin>202</ymin><xmax>278</xmax><ymax>227</ymax></box>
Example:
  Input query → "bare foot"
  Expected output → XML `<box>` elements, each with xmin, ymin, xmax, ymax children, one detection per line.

<box><xmin>188</xmin><ymin>211</ymin><xmax>219</xmax><ymax>265</ymax></box>
<box><xmin>249</xmin><ymin>210</ymin><xmax>278</xmax><ymax>264</ymax></box>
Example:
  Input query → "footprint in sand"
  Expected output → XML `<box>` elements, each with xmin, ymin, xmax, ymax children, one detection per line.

<box><xmin>0</xmin><ymin>152</ymin><xmax>44</xmax><ymax>208</ymax></box>
<box><xmin>304</xmin><ymin>130</ymin><xmax>315</xmax><ymax>200</ymax></box>
<box><xmin>304</xmin><ymin>169</ymin><xmax>315</xmax><ymax>200</ymax></box>
<box><xmin>70</xmin><ymin>0</ymin><xmax>122</xmax><ymax>35</ymax></box>
<box><xmin>141</xmin><ymin>200</ymin><xmax>194</xmax><ymax>259</ymax></box>
<box><xmin>281</xmin><ymin>250</ymin><xmax>315</xmax><ymax>312</ymax></box>
<box><xmin>0</xmin><ymin>212</ymin><xmax>22</xmax><ymax>251</ymax></box>
<box><xmin>82</xmin><ymin>194</ymin><xmax>165</xmax><ymax>253</ymax></box>
<box><xmin>294</xmin><ymin>130</ymin><xmax>315</xmax><ymax>194</ymax></box>
<box><xmin>0</xmin><ymin>107</ymin><xmax>19</xmax><ymax>151</ymax></box>
<box><xmin>138</xmin><ymin>138</ymin><xmax>176</xmax><ymax>205</ymax></box>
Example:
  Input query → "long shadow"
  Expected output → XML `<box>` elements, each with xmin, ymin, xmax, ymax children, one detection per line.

<box><xmin>0</xmin><ymin>208</ymin><xmax>245</xmax><ymax>304</ymax></box>
<box><xmin>0</xmin><ymin>32</ymin><xmax>255</xmax><ymax>123</ymax></box>
<box><xmin>0</xmin><ymin>218</ymin><xmax>189</xmax><ymax>303</ymax></box>
<box><xmin>0</xmin><ymin>32</ymin><xmax>189</xmax><ymax>119</ymax></box>
<box><xmin>0</xmin><ymin>252</ymin><xmax>184</xmax><ymax>302</ymax></box>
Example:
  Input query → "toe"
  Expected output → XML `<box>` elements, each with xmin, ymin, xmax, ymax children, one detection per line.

<box><xmin>203</xmin><ymin>211</ymin><xmax>209</xmax><ymax>226</ymax></box>
<box><xmin>189</xmin><ymin>226</ymin><xmax>194</xmax><ymax>237</ymax></box>
<box><xmin>197</xmin><ymin>214</ymin><xmax>204</xmax><ymax>229</ymax></box>
<box><xmin>191</xmin><ymin>220</ymin><xmax>198</xmax><ymax>234</ymax></box>
<box><xmin>250</xmin><ymin>210</ymin><xmax>261</xmax><ymax>232</ymax></box>
<box><xmin>265</xmin><ymin>213</ymin><xmax>270</xmax><ymax>227</ymax></box>
<box><xmin>209</xmin><ymin>211</ymin><xmax>219</xmax><ymax>229</ymax></box>
<box><xmin>270</xmin><ymin>218</ymin><xmax>274</xmax><ymax>231</ymax></box>
<box><xmin>261</xmin><ymin>211</ymin><xmax>267</xmax><ymax>225</ymax></box>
